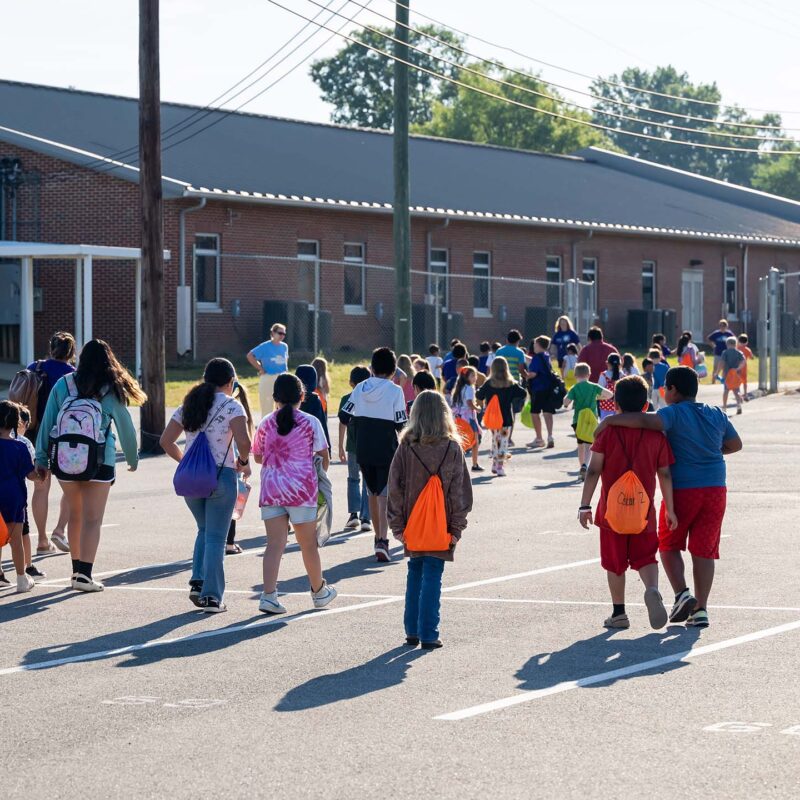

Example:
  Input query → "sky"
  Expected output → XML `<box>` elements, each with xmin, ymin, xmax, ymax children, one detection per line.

<box><xmin>3</xmin><ymin>0</ymin><xmax>800</xmax><ymax>129</ymax></box>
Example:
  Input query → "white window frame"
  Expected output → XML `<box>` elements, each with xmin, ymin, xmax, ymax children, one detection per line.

<box><xmin>428</xmin><ymin>247</ymin><xmax>449</xmax><ymax>311</ymax></box>
<box><xmin>581</xmin><ymin>256</ymin><xmax>597</xmax><ymax>286</ymax></box>
<box><xmin>546</xmin><ymin>255</ymin><xmax>562</xmax><ymax>308</ymax></box>
<box><xmin>194</xmin><ymin>233</ymin><xmax>221</xmax><ymax>312</ymax></box>
<box><xmin>472</xmin><ymin>251</ymin><xmax>492</xmax><ymax>317</ymax></box>
<box><xmin>297</xmin><ymin>239</ymin><xmax>319</xmax><ymax>311</ymax></box>
<box><xmin>642</xmin><ymin>260</ymin><xmax>656</xmax><ymax>310</ymax></box>
<box><xmin>724</xmin><ymin>263</ymin><xmax>738</xmax><ymax>320</ymax></box>
<box><xmin>343</xmin><ymin>242</ymin><xmax>367</xmax><ymax>315</ymax></box>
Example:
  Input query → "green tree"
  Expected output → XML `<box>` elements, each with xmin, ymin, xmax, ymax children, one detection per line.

<box><xmin>416</xmin><ymin>66</ymin><xmax>607</xmax><ymax>153</ymax></box>
<box><xmin>751</xmin><ymin>154</ymin><xmax>800</xmax><ymax>200</ymax></box>
<box><xmin>310</xmin><ymin>25</ymin><xmax>466</xmax><ymax>129</ymax></box>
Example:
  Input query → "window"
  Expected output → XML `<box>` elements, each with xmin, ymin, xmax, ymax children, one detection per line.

<box><xmin>473</xmin><ymin>251</ymin><xmax>491</xmax><ymax>314</ymax></box>
<box><xmin>581</xmin><ymin>257</ymin><xmax>597</xmax><ymax>285</ymax></box>
<box><xmin>343</xmin><ymin>242</ymin><xmax>366</xmax><ymax>312</ymax></box>
<box><xmin>724</xmin><ymin>264</ymin><xmax>738</xmax><ymax>319</ymax></box>
<box><xmin>296</xmin><ymin>240</ymin><xmax>319</xmax><ymax>309</ymax></box>
<box><xmin>194</xmin><ymin>234</ymin><xmax>220</xmax><ymax>309</ymax></box>
<box><xmin>546</xmin><ymin>255</ymin><xmax>562</xmax><ymax>308</ymax></box>
<box><xmin>428</xmin><ymin>248</ymin><xmax>449</xmax><ymax>310</ymax></box>
<box><xmin>642</xmin><ymin>260</ymin><xmax>656</xmax><ymax>310</ymax></box>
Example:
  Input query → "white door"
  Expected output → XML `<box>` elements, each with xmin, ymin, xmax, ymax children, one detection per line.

<box><xmin>682</xmin><ymin>270</ymin><xmax>704</xmax><ymax>341</ymax></box>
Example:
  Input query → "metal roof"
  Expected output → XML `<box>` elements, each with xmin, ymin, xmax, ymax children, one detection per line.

<box><xmin>2</xmin><ymin>79</ymin><xmax>800</xmax><ymax>247</ymax></box>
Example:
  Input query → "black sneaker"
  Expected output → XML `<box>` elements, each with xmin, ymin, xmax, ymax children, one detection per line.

<box><xmin>200</xmin><ymin>597</ymin><xmax>227</xmax><ymax>614</ymax></box>
<box><xmin>421</xmin><ymin>639</ymin><xmax>443</xmax><ymax>650</ymax></box>
<box><xmin>25</xmin><ymin>565</ymin><xmax>47</xmax><ymax>581</ymax></box>
<box><xmin>0</xmin><ymin>572</ymin><xmax>10</xmax><ymax>585</ymax></box>
<box><xmin>374</xmin><ymin>538</ymin><xmax>391</xmax><ymax>563</ymax></box>
<box><xmin>579</xmin><ymin>465</ymin><xmax>587</xmax><ymax>481</ymax></box>
<box><xmin>344</xmin><ymin>512</ymin><xmax>360</xmax><ymax>531</ymax></box>
<box><xmin>189</xmin><ymin>581</ymin><xmax>203</xmax><ymax>608</ymax></box>
<box><xmin>669</xmin><ymin>589</ymin><xmax>697</xmax><ymax>623</ymax></box>
<box><xmin>405</xmin><ymin>636</ymin><xmax>420</xmax><ymax>646</ymax></box>
<box><xmin>471</xmin><ymin>464</ymin><xmax>485</xmax><ymax>472</ymax></box>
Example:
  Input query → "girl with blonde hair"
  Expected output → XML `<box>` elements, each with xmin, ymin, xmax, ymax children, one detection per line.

<box><xmin>397</xmin><ymin>354</ymin><xmax>416</xmax><ymax>407</ymax></box>
<box><xmin>311</xmin><ymin>356</ymin><xmax>330</xmax><ymax>413</ymax></box>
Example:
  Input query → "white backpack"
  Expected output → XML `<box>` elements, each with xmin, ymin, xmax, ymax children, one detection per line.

<box><xmin>48</xmin><ymin>374</ymin><xmax>111</xmax><ymax>481</ymax></box>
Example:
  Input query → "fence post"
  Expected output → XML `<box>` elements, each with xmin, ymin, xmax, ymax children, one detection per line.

<box><xmin>758</xmin><ymin>276</ymin><xmax>768</xmax><ymax>392</ymax></box>
<box><xmin>768</xmin><ymin>267</ymin><xmax>780</xmax><ymax>393</ymax></box>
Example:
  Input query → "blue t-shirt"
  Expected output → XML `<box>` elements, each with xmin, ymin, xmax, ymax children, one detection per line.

<box><xmin>552</xmin><ymin>329</ymin><xmax>580</xmax><ymax>360</ymax></box>
<box><xmin>442</xmin><ymin>356</ymin><xmax>458</xmax><ymax>382</ymax></box>
<box><xmin>495</xmin><ymin>344</ymin><xmax>527</xmax><ymax>381</ymax></box>
<box><xmin>478</xmin><ymin>355</ymin><xmax>490</xmax><ymax>375</ymax></box>
<box><xmin>528</xmin><ymin>352</ymin><xmax>554</xmax><ymax>392</ymax></box>
<box><xmin>28</xmin><ymin>359</ymin><xmax>75</xmax><ymax>389</ymax></box>
<box><xmin>0</xmin><ymin>437</ymin><xmax>35</xmax><ymax>522</ymax></box>
<box><xmin>708</xmin><ymin>330</ymin><xmax>729</xmax><ymax>356</ymax></box>
<box><xmin>657</xmin><ymin>402</ymin><xmax>737</xmax><ymax>489</ymax></box>
<box><xmin>250</xmin><ymin>340</ymin><xmax>288</xmax><ymax>375</ymax></box>
<box><xmin>653</xmin><ymin>361</ymin><xmax>669</xmax><ymax>389</ymax></box>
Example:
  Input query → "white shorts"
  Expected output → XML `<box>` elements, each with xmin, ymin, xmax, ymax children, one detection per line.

<box><xmin>261</xmin><ymin>504</ymin><xmax>317</xmax><ymax>524</ymax></box>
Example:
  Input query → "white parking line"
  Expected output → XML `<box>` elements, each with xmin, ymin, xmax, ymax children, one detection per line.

<box><xmin>435</xmin><ymin>618</ymin><xmax>800</xmax><ymax>721</ymax></box>
<box><xmin>441</xmin><ymin>559</ymin><xmax>599</xmax><ymax>593</ymax></box>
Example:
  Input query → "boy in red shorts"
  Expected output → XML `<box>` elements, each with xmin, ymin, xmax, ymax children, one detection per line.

<box><xmin>597</xmin><ymin>366</ymin><xmax>742</xmax><ymax>628</ymax></box>
<box><xmin>578</xmin><ymin>375</ymin><xmax>676</xmax><ymax>630</ymax></box>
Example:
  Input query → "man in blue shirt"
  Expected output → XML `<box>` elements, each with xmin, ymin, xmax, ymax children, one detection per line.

<box><xmin>596</xmin><ymin>365</ymin><xmax>741</xmax><ymax>630</ymax></box>
<box><xmin>649</xmin><ymin>348</ymin><xmax>669</xmax><ymax>410</ymax></box>
<box><xmin>707</xmin><ymin>319</ymin><xmax>732</xmax><ymax>383</ymax></box>
<box><xmin>247</xmin><ymin>322</ymin><xmax>288</xmax><ymax>416</ymax></box>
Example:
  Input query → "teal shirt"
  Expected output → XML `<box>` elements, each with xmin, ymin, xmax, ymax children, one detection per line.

<box><xmin>35</xmin><ymin>375</ymin><xmax>139</xmax><ymax>470</ymax></box>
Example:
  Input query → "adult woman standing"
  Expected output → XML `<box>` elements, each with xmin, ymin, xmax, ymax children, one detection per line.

<box><xmin>551</xmin><ymin>316</ymin><xmax>581</xmax><ymax>369</ymax></box>
<box><xmin>27</xmin><ymin>332</ymin><xmax>76</xmax><ymax>554</ymax></box>
<box><xmin>247</xmin><ymin>323</ymin><xmax>288</xmax><ymax>417</ymax></box>
<box><xmin>160</xmin><ymin>358</ymin><xmax>252</xmax><ymax>613</ymax></box>
<box><xmin>35</xmin><ymin>339</ymin><xmax>144</xmax><ymax>592</ymax></box>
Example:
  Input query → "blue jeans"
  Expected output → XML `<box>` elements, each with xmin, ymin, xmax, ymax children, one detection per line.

<box><xmin>346</xmin><ymin>457</ymin><xmax>370</xmax><ymax>520</ymax></box>
<box><xmin>184</xmin><ymin>467</ymin><xmax>237</xmax><ymax>602</ymax></box>
<box><xmin>404</xmin><ymin>556</ymin><xmax>445</xmax><ymax>642</ymax></box>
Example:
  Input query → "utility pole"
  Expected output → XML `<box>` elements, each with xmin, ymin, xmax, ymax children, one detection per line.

<box><xmin>393</xmin><ymin>0</ymin><xmax>412</xmax><ymax>354</ymax></box>
<box><xmin>139</xmin><ymin>0</ymin><xmax>165</xmax><ymax>453</ymax></box>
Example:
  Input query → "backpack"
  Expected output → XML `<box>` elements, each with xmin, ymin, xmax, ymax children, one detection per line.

<box><xmin>725</xmin><ymin>368</ymin><xmax>742</xmax><ymax>390</ymax></box>
<box><xmin>403</xmin><ymin>445</ymin><xmax>452</xmax><ymax>552</ymax></box>
<box><xmin>599</xmin><ymin>377</ymin><xmax>617</xmax><ymax>412</ymax></box>
<box><xmin>173</xmin><ymin>398</ymin><xmax>233</xmax><ymax>499</ymax></box>
<box><xmin>604</xmin><ymin>429</ymin><xmax>649</xmax><ymax>535</ymax></box>
<box><xmin>8</xmin><ymin>361</ymin><xmax>47</xmax><ymax>430</ymax></box>
<box><xmin>454</xmin><ymin>416</ymin><xmax>477</xmax><ymax>451</ymax></box>
<box><xmin>482</xmin><ymin>394</ymin><xmax>503</xmax><ymax>430</ymax></box>
<box><xmin>519</xmin><ymin>400</ymin><xmax>534</xmax><ymax>429</ymax></box>
<box><xmin>48</xmin><ymin>374</ymin><xmax>111</xmax><ymax>482</ymax></box>
<box><xmin>0</xmin><ymin>512</ymin><xmax>9</xmax><ymax>548</ymax></box>
<box><xmin>549</xmin><ymin>372</ymin><xmax>566</xmax><ymax>409</ymax></box>
<box><xmin>575</xmin><ymin>407</ymin><xmax>598</xmax><ymax>443</ymax></box>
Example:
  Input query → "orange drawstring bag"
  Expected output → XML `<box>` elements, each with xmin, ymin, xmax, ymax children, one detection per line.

<box><xmin>0</xmin><ymin>512</ymin><xmax>9</xmax><ymax>547</ymax></box>
<box><xmin>680</xmin><ymin>352</ymin><xmax>694</xmax><ymax>367</ymax></box>
<box><xmin>403</xmin><ymin>446</ymin><xmax>452</xmax><ymax>552</ymax></box>
<box><xmin>454</xmin><ymin>417</ymin><xmax>476</xmax><ymax>451</ymax></box>
<box><xmin>725</xmin><ymin>369</ymin><xmax>742</xmax><ymax>390</ymax></box>
<box><xmin>604</xmin><ymin>430</ymin><xmax>649</xmax><ymax>535</ymax></box>
<box><xmin>482</xmin><ymin>394</ymin><xmax>503</xmax><ymax>430</ymax></box>
<box><xmin>314</xmin><ymin>388</ymin><xmax>328</xmax><ymax>413</ymax></box>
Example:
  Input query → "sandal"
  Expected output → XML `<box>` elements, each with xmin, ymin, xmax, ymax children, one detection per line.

<box><xmin>51</xmin><ymin>532</ymin><xmax>70</xmax><ymax>553</ymax></box>
<box><xmin>37</xmin><ymin>543</ymin><xmax>57</xmax><ymax>555</ymax></box>
<box><xmin>225</xmin><ymin>544</ymin><xmax>243</xmax><ymax>555</ymax></box>
<box><xmin>532</xmin><ymin>438</ymin><xmax>546</xmax><ymax>448</ymax></box>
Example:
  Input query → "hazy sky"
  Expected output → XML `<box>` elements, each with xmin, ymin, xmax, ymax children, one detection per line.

<box><xmin>3</xmin><ymin>0</ymin><xmax>800</xmax><ymax>127</ymax></box>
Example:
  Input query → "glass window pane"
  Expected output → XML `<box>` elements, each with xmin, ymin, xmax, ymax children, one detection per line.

<box><xmin>297</xmin><ymin>241</ymin><xmax>318</xmax><ymax>258</ymax></box>
<box><xmin>195</xmin><ymin>253</ymin><xmax>217</xmax><ymax>304</ymax></box>
<box><xmin>195</xmin><ymin>235</ymin><xmax>218</xmax><ymax>253</ymax></box>
<box><xmin>430</xmin><ymin>249</ymin><xmax>448</xmax><ymax>265</ymax></box>
<box><xmin>344</xmin><ymin>243</ymin><xmax>363</xmax><ymax>261</ymax></box>
<box><xmin>473</xmin><ymin>252</ymin><xmax>490</xmax><ymax>266</ymax></box>
<box><xmin>344</xmin><ymin>264</ymin><xmax>363</xmax><ymax>307</ymax></box>
<box><xmin>581</xmin><ymin>257</ymin><xmax>596</xmax><ymax>282</ymax></box>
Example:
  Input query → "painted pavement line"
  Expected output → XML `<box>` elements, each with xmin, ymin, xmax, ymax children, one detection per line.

<box><xmin>440</xmin><ymin>558</ymin><xmax>600</xmax><ymax>592</ymax></box>
<box><xmin>435</xmin><ymin>618</ymin><xmax>800</xmax><ymax>721</ymax></box>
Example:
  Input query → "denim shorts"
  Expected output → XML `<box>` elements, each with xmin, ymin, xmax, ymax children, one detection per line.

<box><xmin>261</xmin><ymin>504</ymin><xmax>318</xmax><ymax>524</ymax></box>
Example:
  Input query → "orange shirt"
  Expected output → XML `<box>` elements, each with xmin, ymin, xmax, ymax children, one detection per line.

<box><xmin>737</xmin><ymin>344</ymin><xmax>753</xmax><ymax>379</ymax></box>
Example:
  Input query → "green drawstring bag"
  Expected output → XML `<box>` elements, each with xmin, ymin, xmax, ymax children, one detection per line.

<box><xmin>520</xmin><ymin>400</ymin><xmax>534</xmax><ymax>429</ymax></box>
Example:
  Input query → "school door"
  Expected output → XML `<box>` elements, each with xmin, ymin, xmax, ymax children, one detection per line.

<box><xmin>681</xmin><ymin>270</ymin><xmax>704</xmax><ymax>341</ymax></box>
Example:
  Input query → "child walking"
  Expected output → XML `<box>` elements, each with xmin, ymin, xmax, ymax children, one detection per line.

<box><xmin>562</xmin><ymin>342</ymin><xmax>579</xmax><ymax>388</ymax></box>
<box><xmin>16</xmin><ymin>405</ymin><xmax>46</xmax><ymax>580</ymax></box>
<box><xmin>451</xmin><ymin>366</ymin><xmax>482</xmax><ymax>471</ymax></box>
<box><xmin>387</xmin><ymin>390</ymin><xmax>473</xmax><ymax>649</ymax></box>
<box><xmin>563</xmin><ymin>363</ymin><xmax>612</xmax><ymax>480</ymax></box>
<box><xmin>720</xmin><ymin>337</ymin><xmax>745</xmax><ymax>414</ymax></box>
<box><xmin>737</xmin><ymin>334</ymin><xmax>754</xmax><ymax>398</ymax></box>
<box><xmin>0</xmin><ymin>401</ymin><xmax>39</xmax><ymax>593</ymax></box>
<box><xmin>475</xmin><ymin>357</ymin><xmax>527</xmax><ymax>477</ymax></box>
<box><xmin>310</xmin><ymin>357</ymin><xmax>331</xmax><ymax>413</ymax></box>
<box><xmin>579</xmin><ymin>376</ymin><xmax>675</xmax><ymax>630</ymax></box>
<box><xmin>253</xmin><ymin>373</ymin><xmax>337</xmax><ymax>614</ymax></box>
<box><xmin>598</xmin><ymin>353</ymin><xmax>622</xmax><ymax>420</ymax></box>
<box><xmin>338</xmin><ymin>366</ymin><xmax>372</xmax><ymax>532</ymax></box>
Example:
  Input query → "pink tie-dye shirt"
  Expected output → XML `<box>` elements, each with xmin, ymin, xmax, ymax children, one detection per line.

<box><xmin>252</xmin><ymin>410</ymin><xmax>328</xmax><ymax>508</ymax></box>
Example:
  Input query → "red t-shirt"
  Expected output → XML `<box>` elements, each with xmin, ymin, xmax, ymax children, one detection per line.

<box><xmin>578</xmin><ymin>341</ymin><xmax>619</xmax><ymax>382</ymax></box>
<box><xmin>591</xmin><ymin>427</ymin><xmax>674</xmax><ymax>533</ymax></box>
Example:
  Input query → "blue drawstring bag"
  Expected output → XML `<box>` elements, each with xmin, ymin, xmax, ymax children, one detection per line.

<box><xmin>173</xmin><ymin>430</ymin><xmax>226</xmax><ymax>499</ymax></box>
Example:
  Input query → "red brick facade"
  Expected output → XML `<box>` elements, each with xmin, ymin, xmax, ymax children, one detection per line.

<box><xmin>2</xmin><ymin>141</ymin><xmax>799</xmax><ymax>365</ymax></box>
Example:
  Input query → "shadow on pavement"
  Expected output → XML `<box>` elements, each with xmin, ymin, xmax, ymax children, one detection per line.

<box><xmin>532</xmin><ymin>479</ymin><xmax>581</xmax><ymax>490</ymax></box>
<box><xmin>541</xmin><ymin>448</ymin><xmax>578</xmax><ymax>460</ymax></box>
<box><xmin>515</xmin><ymin>626</ymin><xmax>702</xmax><ymax>692</ymax></box>
<box><xmin>0</xmin><ymin>586</ymin><xmax>83</xmax><ymax>623</ymax></box>
<box><xmin>275</xmin><ymin>645</ymin><xmax>426</xmax><ymax>711</ymax></box>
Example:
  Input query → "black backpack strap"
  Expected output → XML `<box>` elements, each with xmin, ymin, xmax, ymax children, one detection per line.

<box><xmin>408</xmin><ymin>444</ymin><xmax>432</xmax><ymax>477</ymax></box>
<box><xmin>409</xmin><ymin>442</ymin><xmax>452</xmax><ymax>479</ymax></box>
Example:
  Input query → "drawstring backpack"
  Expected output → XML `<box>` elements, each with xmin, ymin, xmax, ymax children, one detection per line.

<box><xmin>454</xmin><ymin>417</ymin><xmax>476</xmax><ymax>451</ymax></box>
<box><xmin>403</xmin><ymin>445</ymin><xmax>452</xmax><ymax>552</ymax></box>
<box><xmin>0</xmin><ymin>512</ymin><xmax>9</xmax><ymax>547</ymax></box>
<box><xmin>482</xmin><ymin>394</ymin><xmax>503</xmax><ymax>430</ymax></box>
<box><xmin>173</xmin><ymin>398</ymin><xmax>233</xmax><ymax>498</ymax></box>
<box><xmin>604</xmin><ymin>429</ymin><xmax>649</xmax><ymax>535</ymax></box>
<box><xmin>680</xmin><ymin>352</ymin><xmax>695</xmax><ymax>367</ymax></box>
<box><xmin>520</xmin><ymin>400</ymin><xmax>534</xmax><ymax>429</ymax></box>
<box><xmin>575</xmin><ymin>407</ymin><xmax>598</xmax><ymax>443</ymax></box>
<box><xmin>725</xmin><ymin>369</ymin><xmax>742</xmax><ymax>390</ymax></box>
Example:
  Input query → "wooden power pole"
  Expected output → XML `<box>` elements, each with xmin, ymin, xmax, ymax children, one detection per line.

<box><xmin>393</xmin><ymin>0</ymin><xmax>412</xmax><ymax>355</ymax></box>
<box><xmin>138</xmin><ymin>0</ymin><xmax>165</xmax><ymax>453</ymax></box>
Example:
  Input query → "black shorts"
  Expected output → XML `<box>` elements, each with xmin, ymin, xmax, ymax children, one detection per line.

<box><xmin>571</xmin><ymin>423</ymin><xmax>592</xmax><ymax>445</ymax></box>
<box><xmin>531</xmin><ymin>389</ymin><xmax>558</xmax><ymax>415</ymax></box>
<box><xmin>58</xmin><ymin>464</ymin><xmax>116</xmax><ymax>485</ymax></box>
<box><xmin>360</xmin><ymin>464</ymin><xmax>390</xmax><ymax>497</ymax></box>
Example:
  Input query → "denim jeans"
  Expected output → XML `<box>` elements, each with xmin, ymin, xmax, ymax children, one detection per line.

<box><xmin>185</xmin><ymin>467</ymin><xmax>237</xmax><ymax>602</ymax></box>
<box><xmin>346</xmin><ymin>457</ymin><xmax>370</xmax><ymax>520</ymax></box>
<box><xmin>404</xmin><ymin>556</ymin><xmax>445</xmax><ymax>642</ymax></box>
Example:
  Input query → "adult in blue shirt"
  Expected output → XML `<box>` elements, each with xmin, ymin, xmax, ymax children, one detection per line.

<box><xmin>707</xmin><ymin>319</ymin><xmax>732</xmax><ymax>383</ymax></box>
<box><xmin>247</xmin><ymin>322</ymin><xmax>288</xmax><ymax>416</ymax></box>
<box><xmin>551</xmin><ymin>316</ymin><xmax>581</xmax><ymax>368</ymax></box>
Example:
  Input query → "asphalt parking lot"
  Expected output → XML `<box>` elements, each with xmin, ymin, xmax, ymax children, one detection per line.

<box><xmin>2</xmin><ymin>386</ymin><xmax>799</xmax><ymax>799</ymax></box>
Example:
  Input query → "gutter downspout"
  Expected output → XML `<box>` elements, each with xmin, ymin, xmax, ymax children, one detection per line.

<box><xmin>178</xmin><ymin>197</ymin><xmax>206</xmax><ymax>361</ymax></box>
<box><xmin>741</xmin><ymin>242</ymin><xmax>749</xmax><ymax>336</ymax></box>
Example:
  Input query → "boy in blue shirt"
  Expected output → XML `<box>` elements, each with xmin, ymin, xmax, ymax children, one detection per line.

<box><xmin>597</xmin><ymin>366</ymin><xmax>742</xmax><ymax>629</ymax></box>
<box><xmin>649</xmin><ymin>348</ymin><xmax>669</xmax><ymax>410</ymax></box>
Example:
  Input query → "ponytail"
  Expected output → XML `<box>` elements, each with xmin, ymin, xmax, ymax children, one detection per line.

<box><xmin>273</xmin><ymin>373</ymin><xmax>303</xmax><ymax>436</ymax></box>
<box><xmin>234</xmin><ymin>382</ymin><xmax>254</xmax><ymax>435</ymax></box>
<box><xmin>182</xmin><ymin>357</ymin><xmax>236</xmax><ymax>432</ymax></box>
<box><xmin>608</xmin><ymin>354</ymin><xmax>621</xmax><ymax>381</ymax></box>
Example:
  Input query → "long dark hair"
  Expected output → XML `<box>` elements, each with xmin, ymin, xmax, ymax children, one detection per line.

<box><xmin>74</xmin><ymin>339</ymin><xmax>147</xmax><ymax>405</ymax></box>
<box><xmin>677</xmin><ymin>330</ymin><xmax>693</xmax><ymax>358</ymax></box>
<box><xmin>182</xmin><ymin>358</ymin><xmax>237</xmax><ymax>432</ymax></box>
<box><xmin>607</xmin><ymin>353</ymin><xmax>621</xmax><ymax>381</ymax></box>
<box><xmin>452</xmin><ymin>366</ymin><xmax>476</xmax><ymax>408</ymax></box>
<box><xmin>0</xmin><ymin>400</ymin><xmax>21</xmax><ymax>434</ymax></box>
<box><xmin>274</xmin><ymin>373</ymin><xmax>303</xmax><ymax>436</ymax></box>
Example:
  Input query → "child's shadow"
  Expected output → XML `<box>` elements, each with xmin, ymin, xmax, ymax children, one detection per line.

<box><xmin>516</xmin><ymin>627</ymin><xmax>701</xmax><ymax>693</ymax></box>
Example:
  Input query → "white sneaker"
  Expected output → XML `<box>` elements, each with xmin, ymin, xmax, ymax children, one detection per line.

<box><xmin>311</xmin><ymin>581</ymin><xmax>337</xmax><ymax>609</ymax></box>
<box><xmin>496</xmin><ymin>465</ymin><xmax>507</xmax><ymax>477</ymax></box>
<box><xmin>259</xmin><ymin>591</ymin><xmax>287</xmax><ymax>615</ymax></box>
<box><xmin>360</xmin><ymin>519</ymin><xmax>372</xmax><ymax>532</ymax></box>
<box><xmin>71</xmin><ymin>574</ymin><xmax>104</xmax><ymax>592</ymax></box>
<box><xmin>16</xmin><ymin>573</ymin><xmax>35</xmax><ymax>594</ymax></box>
<box><xmin>344</xmin><ymin>513</ymin><xmax>360</xmax><ymax>530</ymax></box>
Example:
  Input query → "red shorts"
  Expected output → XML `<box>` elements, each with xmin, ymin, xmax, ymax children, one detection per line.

<box><xmin>599</xmin><ymin>526</ymin><xmax>658</xmax><ymax>576</ymax></box>
<box><xmin>659</xmin><ymin>487</ymin><xmax>727</xmax><ymax>560</ymax></box>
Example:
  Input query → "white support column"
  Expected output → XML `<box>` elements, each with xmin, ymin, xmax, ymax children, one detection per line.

<box><xmin>19</xmin><ymin>257</ymin><xmax>35</xmax><ymax>366</ymax></box>
<box><xmin>74</xmin><ymin>258</ymin><xmax>83</xmax><ymax>348</ymax></box>
<box><xmin>82</xmin><ymin>255</ymin><xmax>93</xmax><ymax>344</ymax></box>
<box><xmin>135</xmin><ymin>258</ymin><xmax>142</xmax><ymax>381</ymax></box>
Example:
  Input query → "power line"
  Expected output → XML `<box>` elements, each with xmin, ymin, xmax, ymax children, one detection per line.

<box><xmin>297</xmin><ymin>0</ymin><xmax>796</xmax><ymax>144</ymax></box>
<box><xmin>384</xmin><ymin>0</ymin><xmax>800</xmax><ymax>117</ymax></box>
<box><xmin>266</xmin><ymin>0</ymin><xmax>800</xmax><ymax>155</ymax></box>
